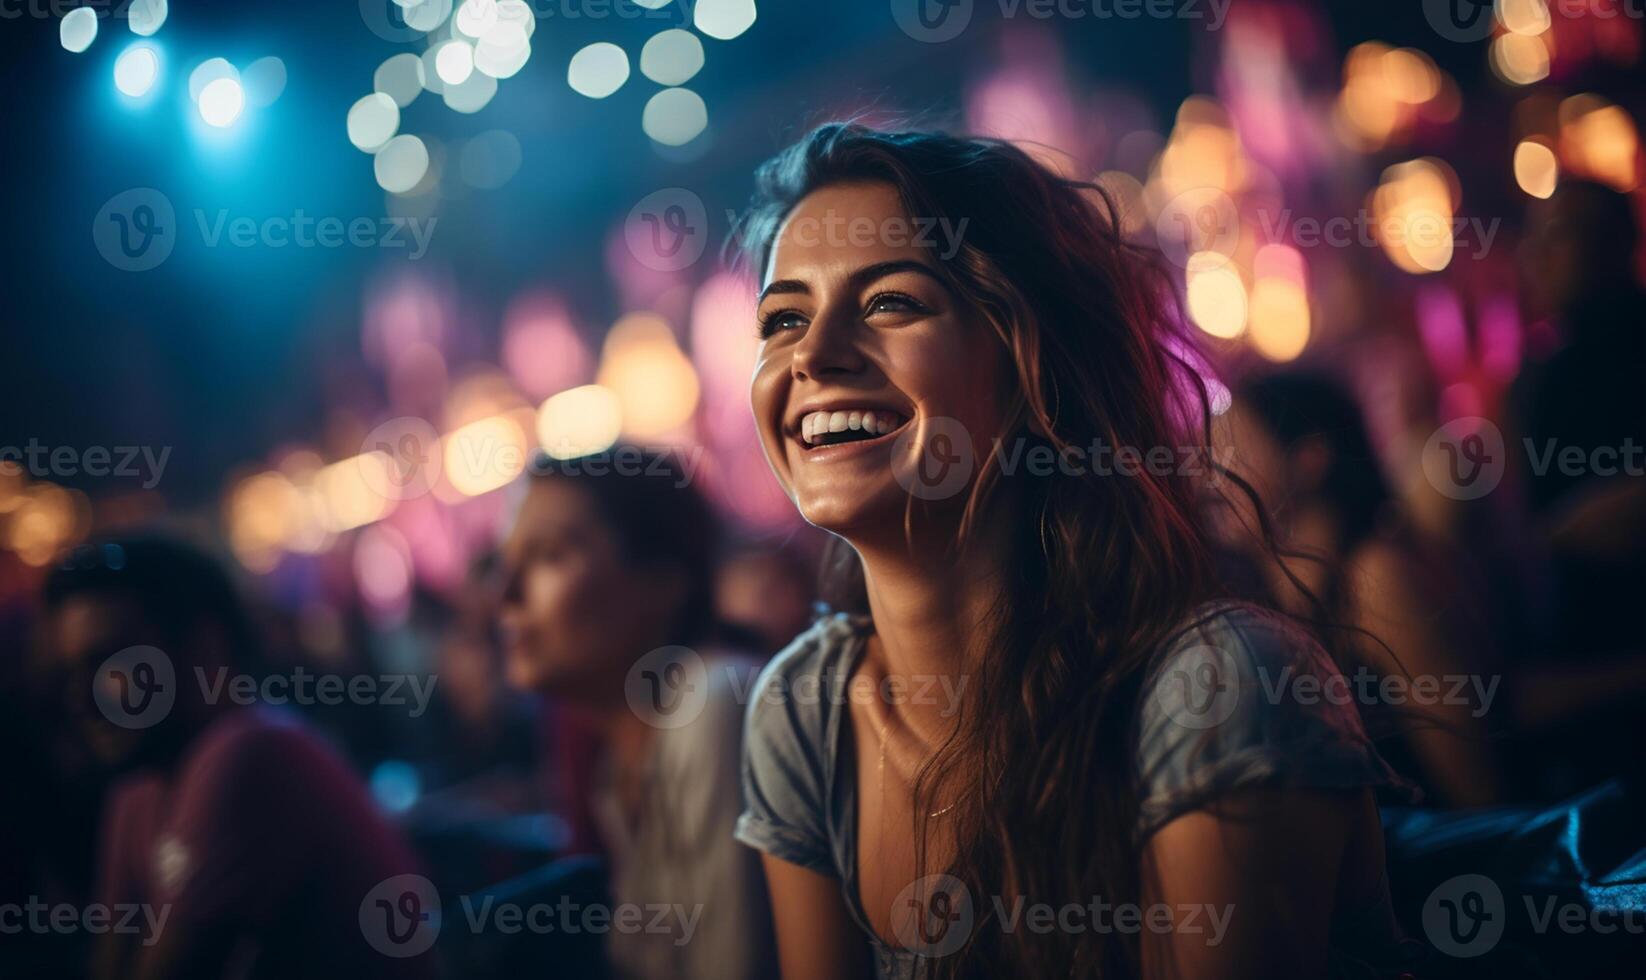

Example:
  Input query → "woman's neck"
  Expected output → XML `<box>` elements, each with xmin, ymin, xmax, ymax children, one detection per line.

<box><xmin>852</xmin><ymin>516</ymin><xmax>1009</xmax><ymax>740</ymax></box>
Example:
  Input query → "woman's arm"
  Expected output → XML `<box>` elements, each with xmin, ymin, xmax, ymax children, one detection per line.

<box><xmin>1139</xmin><ymin>788</ymin><xmax>1357</xmax><ymax>980</ymax></box>
<box><xmin>761</xmin><ymin>854</ymin><xmax>873</xmax><ymax>980</ymax></box>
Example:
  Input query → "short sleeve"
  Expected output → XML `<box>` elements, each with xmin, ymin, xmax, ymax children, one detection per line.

<box><xmin>1135</xmin><ymin>605</ymin><xmax>1411</xmax><ymax>841</ymax></box>
<box><xmin>733</xmin><ymin>627</ymin><xmax>839</xmax><ymax>876</ymax></box>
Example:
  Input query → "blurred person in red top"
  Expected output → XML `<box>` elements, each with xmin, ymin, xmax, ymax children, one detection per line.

<box><xmin>41</xmin><ymin>535</ymin><xmax>435</xmax><ymax>980</ymax></box>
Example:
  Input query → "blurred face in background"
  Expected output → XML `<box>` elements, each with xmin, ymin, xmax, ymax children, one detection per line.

<box><xmin>498</xmin><ymin>478</ymin><xmax>682</xmax><ymax>703</ymax></box>
<box><xmin>44</xmin><ymin>593</ymin><xmax>173</xmax><ymax>773</ymax></box>
<box><xmin>750</xmin><ymin>180</ymin><xmax>1008</xmax><ymax>540</ymax></box>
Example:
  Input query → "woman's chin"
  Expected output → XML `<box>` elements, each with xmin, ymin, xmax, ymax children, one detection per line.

<box><xmin>795</xmin><ymin>486</ymin><xmax>905</xmax><ymax>540</ymax></box>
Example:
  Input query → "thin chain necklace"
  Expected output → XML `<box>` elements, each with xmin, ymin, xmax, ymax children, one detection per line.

<box><xmin>872</xmin><ymin>711</ymin><xmax>958</xmax><ymax>819</ymax></box>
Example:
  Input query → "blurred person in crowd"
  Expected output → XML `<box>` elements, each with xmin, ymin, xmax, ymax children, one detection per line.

<box><xmin>715</xmin><ymin>543</ymin><xmax>818</xmax><ymax>656</ymax></box>
<box><xmin>1221</xmin><ymin>373</ymin><xmax>1505</xmax><ymax>807</ymax></box>
<box><xmin>497</xmin><ymin>448</ymin><xmax>776</xmax><ymax>980</ymax></box>
<box><xmin>735</xmin><ymin>124</ymin><xmax>1416</xmax><ymax>979</ymax></box>
<box><xmin>1508</xmin><ymin>178</ymin><xmax>1646</xmax><ymax>796</ymax></box>
<box><xmin>0</xmin><ymin>603</ymin><xmax>108</xmax><ymax>978</ymax></box>
<box><xmin>422</xmin><ymin>593</ymin><xmax>537</xmax><ymax>796</ymax></box>
<box><xmin>39</xmin><ymin>535</ymin><xmax>434</xmax><ymax>980</ymax></box>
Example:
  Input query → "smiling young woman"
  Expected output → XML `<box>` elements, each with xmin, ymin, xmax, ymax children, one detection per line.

<box><xmin>730</xmin><ymin>124</ymin><xmax>1418</xmax><ymax>979</ymax></box>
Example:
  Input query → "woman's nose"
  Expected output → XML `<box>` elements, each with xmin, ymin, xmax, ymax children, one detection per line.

<box><xmin>790</xmin><ymin>305</ymin><xmax>867</xmax><ymax>382</ymax></box>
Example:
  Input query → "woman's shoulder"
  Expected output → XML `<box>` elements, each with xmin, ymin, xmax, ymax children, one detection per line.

<box><xmin>1145</xmin><ymin>600</ymin><xmax>1336</xmax><ymax>695</ymax></box>
<box><xmin>734</xmin><ymin>612</ymin><xmax>868</xmax><ymax>874</ymax></box>
<box><xmin>1136</xmin><ymin>601</ymin><xmax>1407</xmax><ymax>838</ymax></box>
<box><xmin>743</xmin><ymin>610</ymin><xmax>869</xmax><ymax>736</ymax></box>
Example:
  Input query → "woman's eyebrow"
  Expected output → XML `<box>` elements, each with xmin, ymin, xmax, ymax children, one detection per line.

<box><xmin>851</xmin><ymin>259</ymin><xmax>947</xmax><ymax>290</ymax></box>
<box><xmin>757</xmin><ymin>259</ymin><xmax>946</xmax><ymax>304</ymax></box>
<box><xmin>758</xmin><ymin>278</ymin><xmax>809</xmax><ymax>303</ymax></box>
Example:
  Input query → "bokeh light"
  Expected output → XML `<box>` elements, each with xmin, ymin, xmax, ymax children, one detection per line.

<box><xmin>374</xmin><ymin>134</ymin><xmax>431</xmax><ymax>193</ymax></box>
<box><xmin>694</xmin><ymin>0</ymin><xmax>757</xmax><ymax>41</ymax></box>
<box><xmin>568</xmin><ymin>43</ymin><xmax>629</xmax><ymax>99</ymax></box>
<box><xmin>241</xmin><ymin>56</ymin><xmax>287</xmax><ymax>109</ymax></box>
<box><xmin>1513</xmin><ymin>139</ymin><xmax>1559</xmax><ymax>198</ymax></box>
<box><xmin>502</xmin><ymin>293</ymin><xmax>590</xmax><ymax>398</ymax></box>
<box><xmin>596</xmin><ymin>313</ymin><xmax>700</xmax><ymax>439</ymax></box>
<box><xmin>1371</xmin><ymin>158</ymin><xmax>1458</xmax><ymax>274</ymax></box>
<box><xmin>435</xmin><ymin>39</ymin><xmax>475</xmax><ymax>86</ymax></box>
<box><xmin>641</xmin><ymin>30</ymin><xmax>705</xmax><ymax>86</ymax></box>
<box><xmin>375</xmin><ymin>53</ymin><xmax>425</xmax><ymax>108</ymax></box>
<box><xmin>1490</xmin><ymin>33</ymin><xmax>1551</xmax><ymax>86</ymax></box>
<box><xmin>198</xmin><ymin>76</ymin><xmax>246</xmax><ymax>128</ymax></box>
<box><xmin>60</xmin><ymin>7</ymin><xmax>97</xmax><ymax>54</ymax></box>
<box><xmin>1247</xmin><ymin>278</ymin><xmax>1311</xmax><ymax>362</ymax></box>
<box><xmin>188</xmin><ymin>58</ymin><xmax>238</xmax><ymax>103</ymax></box>
<box><xmin>348</xmin><ymin>93</ymin><xmax>401</xmax><ymax>153</ymax></box>
<box><xmin>642</xmin><ymin>87</ymin><xmax>708</xmax><ymax>146</ymax></box>
<box><xmin>443</xmin><ymin>414</ymin><xmax>529</xmax><ymax>496</ymax></box>
<box><xmin>128</xmin><ymin>0</ymin><xmax>168</xmax><ymax>37</ymax></box>
<box><xmin>536</xmin><ymin>385</ymin><xmax>623</xmax><ymax>459</ymax></box>
<box><xmin>474</xmin><ymin>21</ymin><xmax>530</xmax><ymax>79</ymax></box>
<box><xmin>459</xmin><ymin>129</ymin><xmax>522</xmax><ymax>189</ymax></box>
<box><xmin>403</xmin><ymin>0</ymin><xmax>454</xmax><ymax>33</ymax></box>
<box><xmin>1559</xmin><ymin>95</ymin><xmax>1640</xmax><ymax>192</ymax></box>
<box><xmin>1498</xmin><ymin>0</ymin><xmax>1552</xmax><ymax>37</ymax></box>
<box><xmin>1185</xmin><ymin>252</ymin><xmax>1248</xmax><ymax>340</ymax></box>
<box><xmin>114</xmin><ymin>45</ymin><xmax>161</xmax><ymax>99</ymax></box>
<box><xmin>442</xmin><ymin>70</ymin><xmax>498</xmax><ymax>114</ymax></box>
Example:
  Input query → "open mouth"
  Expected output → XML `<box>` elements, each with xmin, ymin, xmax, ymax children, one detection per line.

<box><xmin>798</xmin><ymin>409</ymin><xmax>909</xmax><ymax>450</ymax></box>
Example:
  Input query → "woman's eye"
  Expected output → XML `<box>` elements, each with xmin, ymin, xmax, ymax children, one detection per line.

<box><xmin>758</xmin><ymin>309</ymin><xmax>808</xmax><ymax>338</ymax></box>
<box><xmin>865</xmin><ymin>292</ymin><xmax>928</xmax><ymax>317</ymax></box>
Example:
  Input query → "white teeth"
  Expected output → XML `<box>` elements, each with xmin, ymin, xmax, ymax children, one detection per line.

<box><xmin>798</xmin><ymin>409</ymin><xmax>906</xmax><ymax>444</ymax></box>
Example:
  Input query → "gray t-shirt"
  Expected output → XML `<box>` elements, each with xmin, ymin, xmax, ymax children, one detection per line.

<box><xmin>734</xmin><ymin>603</ymin><xmax>1415</xmax><ymax>978</ymax></box>
<box><xmin>598</xmin><ymin>652</ymin><xmax>776</xmax><ymax>980</ymax></box>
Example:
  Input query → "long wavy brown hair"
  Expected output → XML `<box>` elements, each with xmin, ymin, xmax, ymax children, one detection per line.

<box><xmin>735</xmin><ymin>122</ymin><xmax>1290</xmax><ymax>978</ymax></box>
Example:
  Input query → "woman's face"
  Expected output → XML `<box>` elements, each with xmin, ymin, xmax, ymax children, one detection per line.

<box><xmin>497</xmin><ymin>480</ymin><xmax>672</xmax><ymax>699</ymax></box>
<box><xmin>750</xmin><ymin>181</ymin><xmax>1008</xmax><ymax>538</ymax></box>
